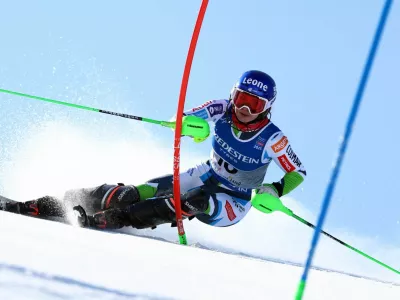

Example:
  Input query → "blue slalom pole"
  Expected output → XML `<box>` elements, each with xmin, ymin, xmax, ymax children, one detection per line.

<box><xmin>295</xmin><ymin>1</ymin><xmax>393</xmax><ymax>299</ymax></box>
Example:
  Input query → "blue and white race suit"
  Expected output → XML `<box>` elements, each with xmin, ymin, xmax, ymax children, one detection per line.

<box><xmin>149</xmin><ymin>100</ymin><xmax>306</xmax><ymax>227</ymax></box>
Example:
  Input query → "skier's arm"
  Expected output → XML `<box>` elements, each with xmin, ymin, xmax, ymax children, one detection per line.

<box><xmin>258</xmin><ymin>132</ymin><xmax>306</xmax><ymax>197</ymax></box>
<box><xmin>170</xmin><ymin>99</ymin><xmax>228</xmax><ymax>142</ymax></box>
<box><xmin>182</xmin><ymin>99</ymin><xmax>228</xmax><ymax>123</ymax></box>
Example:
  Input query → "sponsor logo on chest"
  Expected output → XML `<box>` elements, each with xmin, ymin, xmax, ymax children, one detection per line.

<box><xmin>215</xmin><ymin>134</ymin><xmax>259</xmax><ymax>164</ymax></box>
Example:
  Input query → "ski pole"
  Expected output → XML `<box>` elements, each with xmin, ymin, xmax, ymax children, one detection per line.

<box><xmin>0</xmin><ymin>88</ymin><xmax>209</xmax><ymax>141</ymax></box>
<box><xmin>290</xmin><ymin>213</ymin><xmax>400</xmax><ymax>274</ymax></box>
<box><xmin>251</xmin><ymin>192</ymin><xmax>400</xmax><ymax>275</ymax></box>
<box><xmin>0</xmin><ymin>88</ymin><xmax>168</xmax><ymax>124</ymax></box>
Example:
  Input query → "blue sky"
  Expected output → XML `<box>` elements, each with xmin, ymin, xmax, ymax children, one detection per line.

<box><xmin>0</xmin><ymin>0</ymin><xmax>399</xmax><ymax>255</ymax></box>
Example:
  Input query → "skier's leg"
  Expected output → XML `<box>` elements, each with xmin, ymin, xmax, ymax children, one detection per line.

<box><xmin>1</xmin><ymin>177</ymin><xmax>172</xmax><ymax>219</ymax></box>
<box><xmin>87</xmin><ymin>182</ymin><xmax>252</xmax><ymax>230</ymax></box>
<box><xmin>63</xmin><ymin>174</ymin><xmax>175</xmax><ymax>215</ymax></box>
<box><xmin>0</xmin><ymin>183</ymin><xmax>142</xmax><ymax>218</ymax></box>
<box><xmin>195</xmin><ymin>191</ymin><xmax>252</xmax><ymax>227</ymax></box>
<box><xmin>86</xmin><ymin>163</ymin><xmax>213</xmax><ymax>229</ymax></box>
<box><xmin>87</xmin><ymin>186</ymin><xmax>210</xmax><ymax>229</ymax></box>
<box><xmin>2</xmin><ymin>163</ymin><xmax>209</xmax><ymax>223</ymax></box>
<box><xmin>135</xmin><ymin>163</ymin><xmax>253</xmax><ymax>228</ymax></box>
<box><xmin>141</xmin><ymin>163</ymin><xmax>210</xmax><ymax>197</ymax></box>
<box><xmin>0</xmin><ymin>195</ymin><xmax>65</xmax><ymax>217</ymax></box>
<box><xmin>63</xmin><ymin>183</ymin><xmax>141</xmax><ymax>214</ymax></box>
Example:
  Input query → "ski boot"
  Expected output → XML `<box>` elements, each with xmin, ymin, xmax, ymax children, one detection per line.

<box><xmin>0</xmin><ymin>196</ymin><xmax>65</xmax><ymax>217</ymax></box>
<box><xmin>1</xmin><ymin>199</ymin><xmax>38</xmax><ymax>216</ymax></box>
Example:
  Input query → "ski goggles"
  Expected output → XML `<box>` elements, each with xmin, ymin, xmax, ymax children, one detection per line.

<box><xmin>231</xmin><ymin>88</ymin><xmax>271</xmax><ymax>115</ymax></box>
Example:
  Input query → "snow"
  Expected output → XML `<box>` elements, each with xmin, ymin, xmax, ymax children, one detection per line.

<box><xmin>0</xmin><ymin>121</ymin><xmax>400</xmax><ymax>299</ymax></box>
<box><xmin>1</xmin><ymin>211</ymin><xmax>399</xmax><ymax>300</ymax></box>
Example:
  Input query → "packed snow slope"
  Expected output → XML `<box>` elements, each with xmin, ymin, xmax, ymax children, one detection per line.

<box><xmin>0</xmin><ymin>211</ymin><xmax>399</xmax><ymax>300</ymax></box>
<box><xmin>2</xmin><ymin>121</ymin><xmax>399</xmax><ymax>280</ymax></box>
<box><xmin>1</xmin><ymin>121</ymin><xmax>400</xmax><ymax>300</ymax></box>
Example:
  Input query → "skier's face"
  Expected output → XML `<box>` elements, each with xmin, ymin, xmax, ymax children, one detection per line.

<box><xmin>234</xmin><ymin>106</ymin><xmax>259</xmax><ymax>123</ymax></box>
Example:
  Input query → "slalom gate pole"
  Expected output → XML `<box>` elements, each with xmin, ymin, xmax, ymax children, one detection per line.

<box><xmin>251</xmin><ymin>194</ymin><xmax>400</xmax><ymax>275</ymax></box>
<box><xmin>294</xmin><ymin>1</ymin><xmax>394</xmax><ymax>299</ymax></box>
<box><xmin>173</xmin><ymin>0</ymin><xmax>209</xmax><ymax>245</ymax></box>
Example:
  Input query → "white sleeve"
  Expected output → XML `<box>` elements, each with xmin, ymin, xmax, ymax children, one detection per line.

<box><xmin>265</xmin><ymin>131</ymin><xmax>307</xmax><ymax>178</ymax></box>
<box><xmin>183</xmin><ymin>99</ymin><xmax>228</xmax><ymax>123</ymax></box>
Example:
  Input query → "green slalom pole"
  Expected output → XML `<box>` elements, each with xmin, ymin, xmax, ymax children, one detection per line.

<box><xmin>0</xmin><ymin>88</ymin><xmax>210</xmax><ymax>140</ymax></box>
<box><xmin>251</xmin><ymin>192</ymin><xmax>400</xmax><ymax>275</ymax></box>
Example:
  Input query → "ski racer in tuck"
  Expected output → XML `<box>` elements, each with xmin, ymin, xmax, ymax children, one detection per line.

<box><xmin>1</xmin><ymin>70</ymin><xmax>307</xmax><ymax>230</ymax></box>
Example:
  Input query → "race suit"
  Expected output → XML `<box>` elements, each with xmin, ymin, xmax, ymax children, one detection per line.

<box><xmin>141</xmin><ymin>99</ymin><xmax>307</xmax><ymax>227</ymax></box>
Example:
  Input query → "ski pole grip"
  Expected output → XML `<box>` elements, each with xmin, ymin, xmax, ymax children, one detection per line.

<box><xmin>181</xmin><ymin>116</ymin><xmax>210</xmax><ymax>140</ymax></box>
<box><xmin>251</xmin><ymin>192</ymin><xmax>293</xmax><ymax>216</ymax></box>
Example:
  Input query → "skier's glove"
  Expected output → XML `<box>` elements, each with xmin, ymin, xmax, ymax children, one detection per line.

<box><xmin>181</xmin><ymin>116</ymin><xmax>210</xmax><ymax>143</ymax></box>
<box><xmin>255</xmin><ymin>183</ymin><xmax>279</xmax><ymax>198</ymax></box>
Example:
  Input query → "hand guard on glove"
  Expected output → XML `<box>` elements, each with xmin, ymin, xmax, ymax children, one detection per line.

<box><xmin>166</xmin><ymin>115</ymin><xmax>210</xmax><ymax>143</ymax></box>
<box><xmin>181</xmin><ymin>115</ymin><xmax>210</xmax><ymax>143</ymax></box>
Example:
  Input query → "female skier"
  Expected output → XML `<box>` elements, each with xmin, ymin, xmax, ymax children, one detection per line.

<box><xmin>1</xmin><ymin>70</ymin><xmax>306</xmax><ymax>230</ymax></box>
